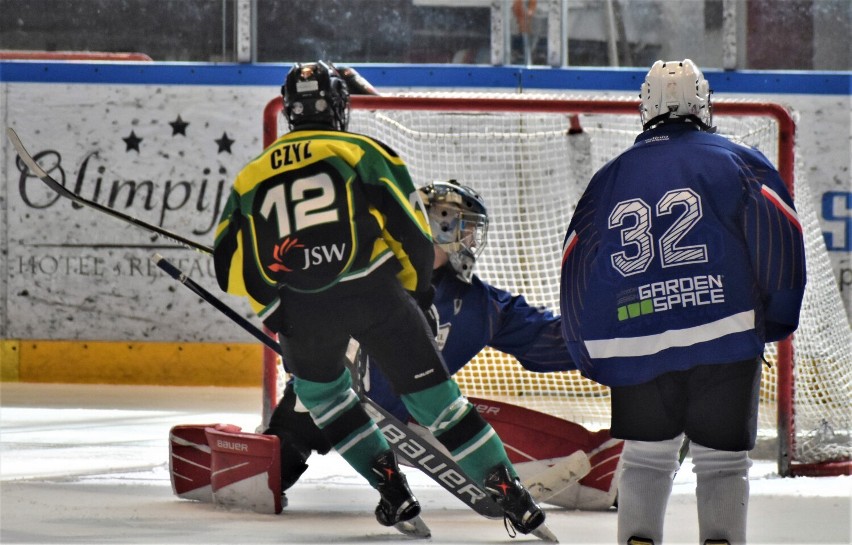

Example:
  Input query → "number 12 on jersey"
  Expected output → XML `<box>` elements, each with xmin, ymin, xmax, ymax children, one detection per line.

<box><xmin>260</xmin><ymin>173</ymin><xmax>339</xmax><ymax>238</ymax></box>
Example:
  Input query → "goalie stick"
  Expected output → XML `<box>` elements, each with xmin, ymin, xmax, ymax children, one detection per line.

<box><xmin>8</xmin><ymin>127</ymin><xmax>559</xmax><ymax>540</ymax></box>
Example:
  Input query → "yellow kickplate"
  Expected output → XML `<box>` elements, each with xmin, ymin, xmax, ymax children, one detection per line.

<box><xmin>14</xmin><ymin>340</ymin><xmax>262</xmax><ymax>386</ymax></box>
<box><xmin>1</xmin><ymin>340</ymin><xmax>21</xmax><ymax>382</ymax></box>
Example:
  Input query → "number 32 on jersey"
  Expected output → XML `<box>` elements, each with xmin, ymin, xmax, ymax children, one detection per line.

<box><xmin>609</xmin><ymin>188</ymin><xmax>708</xmax><ymax>278</ymax></box>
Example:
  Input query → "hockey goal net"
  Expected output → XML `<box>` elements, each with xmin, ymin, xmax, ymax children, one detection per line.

<box><xmin>261</xmin><ymin>92</ymin><xmax>851</xmax><ymax>477</ymax></box>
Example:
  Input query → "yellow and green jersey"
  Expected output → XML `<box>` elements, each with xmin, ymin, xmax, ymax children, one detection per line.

<box><xmin>213</xmin><ymin>129</ymin><xmax>433</xmax><ymax>320</ymax></box>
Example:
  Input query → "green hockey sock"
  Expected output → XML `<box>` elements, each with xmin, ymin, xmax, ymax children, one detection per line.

<box><xmin>402</xmin><ymin>381</ymin><xmax>516</xmax><ymax>484</ymax></box>
<box><xmin>293</xmin><ymin>372</ymin><xmax>390</xmax><ymax>486</ymax></box>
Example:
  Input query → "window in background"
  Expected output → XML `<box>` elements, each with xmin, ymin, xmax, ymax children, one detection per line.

<box><xmin>254</xmin><ymin>0</ymin><xmax>490</xmax><ymax>64</ymax></box>
<box><xmin>0</xmin><ymin>0</ymin><xmax>848</xmax><ymax>70</ymax></box>
<box><xmin>0</xmin><ymin>0</ymin><xmax>235</xmax><ymax>62</ymax></box>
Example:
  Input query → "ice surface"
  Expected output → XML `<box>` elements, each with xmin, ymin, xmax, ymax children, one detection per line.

<box><xmin>1</xmin><ymin>383</ymin><xmax>849</xmax><ymax>544</ymax></box>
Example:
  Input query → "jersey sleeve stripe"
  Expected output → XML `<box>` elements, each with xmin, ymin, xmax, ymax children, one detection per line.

<box><xmin>583</xmin><ymin>309</ymin><xmax>755</xmax><ymax>359</ymax></box>
<box><xmin>561</xmin><ymin>231</ymin><xmax>579</xmax><ymax>265</ymax></box>
<box><xmin>760</xmin><ymin>184</ymin><xmax>802</xmax><ymax>231</ymax></box>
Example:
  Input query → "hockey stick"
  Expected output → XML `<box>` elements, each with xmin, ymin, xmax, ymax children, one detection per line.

<box><xmin>151</xmin><ymin>255</ymin><xmax>506</xmax><ymax>520</ymax></box>
<box><xmin>154</xmin><ymin>256</ymin><xmax>561</xmax><ymax>541</ymax></box>
<box><xmin>6</xmin><ymin>128</ymin><xmax>212</xmax><ymax>254</ymax></box>
<box><xmin>353</xmin><ymin>350</ymin><xmax>589</xmax><ymax>507</ymax></box>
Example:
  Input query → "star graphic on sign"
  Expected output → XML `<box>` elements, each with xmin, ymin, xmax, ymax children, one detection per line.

<box><xmin>123</xmin><ymin>130</ymin><xmax>142</xmax><ymax>152</ymax></box>
<box><xmin>169</xmin><ymin>115</ymin><xmax>189</xmax><ymax>136</ymax></box>
<box><xmin>215</xmin><ymin>132</ymin><xmax>235</xmax><ymax>154</ymax></box>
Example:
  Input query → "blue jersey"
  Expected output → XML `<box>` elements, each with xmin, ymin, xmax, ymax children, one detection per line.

<box><xmin>367</xmin><ymin>266</ymin><xmax>576</xmax><ymax>421</ymax></box>
<box><xmin>559</xmin><ymin>121</ymin><xmax>806</xmax><ymax>387</ymax></box>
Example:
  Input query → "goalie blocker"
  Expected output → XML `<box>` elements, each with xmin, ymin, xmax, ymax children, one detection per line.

<box><xmin>169</xmin><ymin>398</ymin><xmax>621</xmax><ymax>513</ymax></box>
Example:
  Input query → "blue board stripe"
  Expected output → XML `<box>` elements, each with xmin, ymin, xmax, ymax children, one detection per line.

<box><xmin>1</xmin><ymin>61</ymin><xmax>849</xmax><ymax>95</ymax></box>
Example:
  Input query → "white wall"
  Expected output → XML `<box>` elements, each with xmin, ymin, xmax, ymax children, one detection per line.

<box><xmin>2</xmin><ymin>83</ymin><xmax>271</xmax><ymax>342</ymax></box>
<box><xmin>1</xmin><ymin>79</ymin><xmax>849</xmax><ymax>342</ymax></box>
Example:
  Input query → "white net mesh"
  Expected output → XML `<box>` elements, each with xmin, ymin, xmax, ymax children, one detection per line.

<box><xmin>266</xmin><ymin>92</ymin><xmax>851</xmax><ymax>471</ymax></box>
<box><xmin>785</xmin><ymin>166</ymin><xmax>852</xmax><ymax>465</ymax></box>
<box><xmin>350</xmin><ymin>105</ymin><xmax>609</xmax><ymax>424</ymax></box>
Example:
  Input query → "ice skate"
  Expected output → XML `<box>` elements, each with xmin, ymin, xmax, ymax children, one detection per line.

<box><xmin>371</xmin><ymin>451</ymin><xmax>430</xmax><ymax>538</ymax></box>
<box><xmin>484</xmin><ymin>464</ymin><xmax>558</xmax><ymax>542</ymax></box>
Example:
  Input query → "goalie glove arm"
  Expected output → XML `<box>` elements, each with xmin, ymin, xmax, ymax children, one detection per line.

<box><xmin>339</xmin><ymin>66</ymin><xmax>380</xmax><ymax>96</ymax></box>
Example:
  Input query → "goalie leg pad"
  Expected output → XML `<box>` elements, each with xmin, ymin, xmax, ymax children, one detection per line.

<box><xmin>206</xmin><ymin>425</ymin><xmax>283</xmax><ymax>514</ymax></box>
<box><xmin>515</xmin><ymin>450</ymin><xmax>591</xmax><ymax>506</ymax></box>
<box><xmin>470</xmin><ymin>396</ymin><xmax>625</xmax><ymax>510</ymax></box>
<box><xmin>575</xmin><ymin>435</ymin><xmax>625</xmax><ymax>509</ymax></box>
<box><xmin>169</xmin><ymin>423</ymin><xmax>240</xmax><ymax>502</ymax></box>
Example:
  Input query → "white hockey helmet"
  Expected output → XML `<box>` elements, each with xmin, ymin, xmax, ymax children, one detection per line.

<box><xmin>418</xmin><ymin>180</ymin><xmax>488</xmax><ymax>283</ymax></box>
<box><xmin>639</xmin><ymin>59</ymin><xmax>712</xmax><ymax>130</ymax></box>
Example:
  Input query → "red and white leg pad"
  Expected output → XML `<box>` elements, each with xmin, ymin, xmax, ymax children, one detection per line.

<box><xmin>470</xmin><ymin>396</ymin><xmax>624</xmax><ymax>510</ymax></box>
<box><xmin>169</xmin><ymin>424</ymin><xmax>225</xmax><ymax>502</ymax></box>
<box><xmin>575</xmin><ymin>434</ymin><xmax>624</xmax><ymax>510</ymax></box>
<box><xmin>206</xmin><ymin>425</ymin><xmax>283</xmax><ymax>514</ymax></box>
<box><xmin>168</xmin><ymin>424</ymin><xmax>283</xmax><ymax>514</ymax></box>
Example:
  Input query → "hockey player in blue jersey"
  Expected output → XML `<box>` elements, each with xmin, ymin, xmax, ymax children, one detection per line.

<box><xmin>559</xmin><ymin>59</ymin><xmax>806</xmax><ymax>545</ymax></box>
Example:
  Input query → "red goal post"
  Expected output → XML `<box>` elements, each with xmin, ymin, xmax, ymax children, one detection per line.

<box><xmin>261</xmin><ymin>93</ymin><xmax>850</xmax><ymax>478</ymax></box>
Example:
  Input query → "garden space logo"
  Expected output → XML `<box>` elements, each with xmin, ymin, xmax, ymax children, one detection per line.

<box><xmin>618</xmin><ymin>274</ymin><xmax>726</xmax><ymax>321</ymax></box>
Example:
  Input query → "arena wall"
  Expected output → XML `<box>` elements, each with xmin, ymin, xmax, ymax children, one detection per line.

<box><xmin>1</xmin><ymin>62</ymin><xmax>849</xmax><ymax>386</ymax></box>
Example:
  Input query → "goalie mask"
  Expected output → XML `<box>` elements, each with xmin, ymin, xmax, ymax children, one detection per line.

<box><xmin>419</xmin><ymin>180</ymin><xmax>488</xmax><ymax>283</ymax></box>
<box><xmin>282</xmin><ymin>60</ymin><xmax>350</xmax><ymax>131</ymax></box>
<box><xmin>639</xmin><ymin>59</ymin><xmax>713</xmax><ymax>131</ymax></box>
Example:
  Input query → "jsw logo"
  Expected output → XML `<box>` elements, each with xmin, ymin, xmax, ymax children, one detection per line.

<box><xmin>302</xmin><ymin>243</ymin><xmax>346</xmax><ymax>270</ymax></box>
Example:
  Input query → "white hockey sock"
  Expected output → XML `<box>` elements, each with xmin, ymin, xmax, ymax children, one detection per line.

<box><xmin>691</xmin><ymin>442</ymin><xmax>751</xmax><ymax>545</ymax></box>
<box><xmin>617</xmin><ymin>435</ymin><xmax>683</xmax><ymax>544</ymax></box>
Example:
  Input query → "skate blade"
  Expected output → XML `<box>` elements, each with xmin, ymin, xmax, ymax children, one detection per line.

<box><xmin>394</xmin><ymin>515</ymin><xmax>431</xmax><ymax>539</ymax></box>
<box><xmin>531</xmin><ymin>522</ymin><xmax>559</xmax><ymax>543</ymax></box>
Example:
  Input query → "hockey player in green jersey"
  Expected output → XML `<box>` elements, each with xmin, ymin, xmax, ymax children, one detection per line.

<box><xmin>213</xmin><ymin>60</ymin><xmax>551</xmax><ymax>539</ymax></box>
